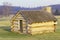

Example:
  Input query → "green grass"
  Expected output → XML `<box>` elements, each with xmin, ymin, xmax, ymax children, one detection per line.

<box><xmin>0</xmin><ymin>17</ymin><xmax>10</xmax><ymax>26</ymax></box>
<box><xmin>0</xmin><ymin>16</ymin><xmax>60</xmax><ymax>40</ymax></box>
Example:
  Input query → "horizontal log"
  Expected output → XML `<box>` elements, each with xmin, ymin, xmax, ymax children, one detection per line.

<box><xmin>12</xmin><ymin>24</ymin><xmax>18</xmax><ymax>27</ymax></box>
<box><xmin>16</xmin><ymin>16</ymin><xmax>23</xmax><ymax>18</ymax></box>
<box><xmin>28</xmin><ymin>22</ymin><xmax>54</xmax><ymax>27</ymax></box>
<box><xmin>31</xmin><ymin>30</ymin><xmax>54</xmax><ymax>35</ymax></box>
<box><xmin>29</xmin><ymin>24</ymin><xmax>54</xmax><ymax>28</ymax></box>
<box><xmin>11</xmin><ymin>26</ymin><xmax>14</xmax><ymax>28</ymax></box>
<box><xmin>28</xmin><ymin>31</ymin><xmax>31</xmax><ymax>33</ymax></box>
<box><xmin>16</xmin><ymin>15</ymin><xmax>22</xmax><ymax>17</ymax></box>
<box><xmin>11</xmin><ymin>29</ymin><xmax>14</xmax><ymax>32</ymax></box>
<box><xmin>22</xmin><ymin>21</ymin><xmax>26</xmax><ymax>24</ymax></box>
<box><xmin>11</xmin><ymin>25</ymin><xmax>18</xmax><ymax>27</ymax></box>
<box><xmin>23</xmin><ymin>25</ymin><xmax>26</xmax><ymax>27</ymax></box>
<box><xmin>23</xmin><ymin>31</ymin><xmax>26</xmax><ymax>34</ymax></box>
<box><xmin>31</xmin><ymin>27</ymin><xmax>54</xmax><ymax>32</ymax></box>
<box><xmin>31</xmin><ymin>31</ymin><xmax>43</xmax><ymax>35</ymax></box>
<box><xmin>13</xmin><ymin>21</ymin><xmax>18</xmax><ymax>23</ymax></box>
<box><xmin>12</xmin><ymin>23</ymin><xmax>18</xmax><ymax>25</ymax></box>
<box><xmin>12</xmin><ymin>20</ymin><xmax>18</xmax><ymax>22</ymax></box>
<box><xmin>15</xmin><ymin>18</ymin><xmax>25</xmax><ymax>21</ymax></box>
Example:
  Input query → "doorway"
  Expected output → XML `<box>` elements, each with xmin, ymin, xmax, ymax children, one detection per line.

<box><xmin>20</xmin><ymin>20</ymin><xmax>23</xmax><ymax>33</ymax></box>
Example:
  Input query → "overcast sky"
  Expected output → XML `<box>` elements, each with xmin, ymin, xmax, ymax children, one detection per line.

<box><xmin>0</xmin><ymin>0</ymin><xmax>60</xmax><ymax>8</ymax></box>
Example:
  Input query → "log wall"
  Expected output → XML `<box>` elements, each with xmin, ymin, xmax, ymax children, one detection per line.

<box><xmin>28</xmin><ymin>21</ymin><xmax>55</xmax><ymax>35</ymax></box>
<box><xmin>11</xmin><ymin>14</ymin><xmax>27</xmax><ymax>34</ymax></box>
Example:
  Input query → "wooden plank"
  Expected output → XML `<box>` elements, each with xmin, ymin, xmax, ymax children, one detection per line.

<box><xmin>15</xmin><ymin>15</ymin><xmax>25</xmax><ymax>20</ymax></box>
<box><xmin>16</xmin><ymin>17</ymin><xmax>24</xmax><ymax>19</ymax></box>
<box><xmin>15</xmin><ymin>18</ymin><xmax>25</xmax><ymax>21</ymax></box>
<box><xmin>11</xmin><ymin>11</ymin><xmax>21</xmax><ymax>21</ymax></box>
<box><xmin>16</xmin><ymin>18</ymin><xmax>24</xmax><ymax>20</ymax></box>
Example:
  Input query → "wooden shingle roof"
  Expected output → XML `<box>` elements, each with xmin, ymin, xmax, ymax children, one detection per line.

<box><xmin>12</xmin><ymin>10</ymin><xmax>57</xmax><ymax>24</ymax></box>
<box><xmin>19</xmin><ymin>10</ymin><xmax>57</xmax><ymax>24</ymax></box>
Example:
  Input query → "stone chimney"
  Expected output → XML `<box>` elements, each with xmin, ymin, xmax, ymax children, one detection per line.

<box><xmin>43</xmin><ymin>6</ymin><xmax>52</xmax><ymax>13</ymax></box>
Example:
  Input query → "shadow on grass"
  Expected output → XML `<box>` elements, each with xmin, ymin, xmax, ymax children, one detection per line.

<box><xmin>0</xmin><ymin>26</ymin><xmax>32</xmax><ymax>38</ymax></box>
<box><xmin>0</xmin><ymin>26</ymin><xmax>11</xmax><ymax>32</ymax></box>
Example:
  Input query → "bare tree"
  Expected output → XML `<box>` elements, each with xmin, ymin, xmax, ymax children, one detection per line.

<box><xmin>2</xmin><ymin>2</ymin><xmax>12</xmax><ymax>17</ymax></box>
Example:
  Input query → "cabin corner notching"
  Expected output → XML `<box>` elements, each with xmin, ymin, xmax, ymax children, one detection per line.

<box><xmin>11</xmin><ymin>10</ymin><xmax>57</xmax><ymax>35</ymax></box>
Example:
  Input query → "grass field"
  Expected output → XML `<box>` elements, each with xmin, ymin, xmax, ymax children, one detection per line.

<box><xmin>0</xmin><ymin>16</ymin><xmax>60</xmax><ymax>40</ymax></box>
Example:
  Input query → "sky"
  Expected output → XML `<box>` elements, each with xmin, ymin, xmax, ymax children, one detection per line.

<box><xmin>0</xmin><ymin>0</ymin><xmax>60</xmax><ymax>8</ymax></box>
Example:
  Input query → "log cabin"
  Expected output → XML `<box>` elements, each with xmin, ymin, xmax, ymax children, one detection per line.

<box><xmin>11</xmin><ymin>10</ymin><xmax>57</xmax><ymax>35</ymax></box>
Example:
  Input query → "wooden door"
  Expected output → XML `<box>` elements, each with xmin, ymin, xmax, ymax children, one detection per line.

<box><xmin>20</xmin><ymin>20</ymin><xmax>23</xmax><ymax>33</ymax></box>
